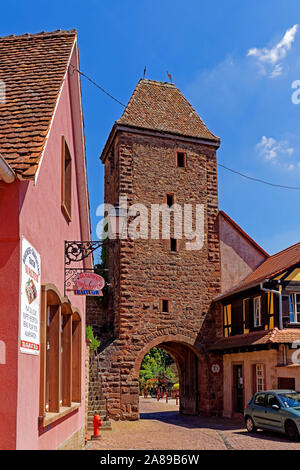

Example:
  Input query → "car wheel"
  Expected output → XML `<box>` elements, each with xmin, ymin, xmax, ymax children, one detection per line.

<box><xmin>285</xmin><ymin>421</ymin><xmax>300</xmax><ymax>442</ymax></box>
<box><xmin>245</xmin><ymin>416</ymin><xmax>257</xmax><ymax>433</ymax></box>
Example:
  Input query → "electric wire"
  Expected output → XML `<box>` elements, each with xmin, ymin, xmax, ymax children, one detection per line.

<box><xmin>75</xmin><ymin>67</ymin><xmax>300</xmax><ymax>190</ymax></box>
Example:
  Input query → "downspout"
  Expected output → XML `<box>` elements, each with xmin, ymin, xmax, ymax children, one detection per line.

<box><xmin>0</xmin><ymin>154</ymin><xmax>15</xmax><ymax>183</ymax></box>
<box><xmin>260</xmin><ymin>282</ymin><xmax>283</xmax><ymax>330</ymax></box>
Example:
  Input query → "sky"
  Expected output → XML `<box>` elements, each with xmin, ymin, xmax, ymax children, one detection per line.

<box><xmin>2</xmin><ymin>0</ymin><xmax>300</xmax><ymax>255</ymax></box>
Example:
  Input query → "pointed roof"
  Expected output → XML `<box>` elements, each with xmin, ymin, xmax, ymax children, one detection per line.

<box><xmin>215</xmin><ymin>241</ymin><xmax>300</xmax><ymax>301</ymax></box>
<box><xmin>117</xmin><ymin>79</ymin><xmax>220</xmax><ymax>143</ymax></box>
<box><xmin>0</xmin><ymin>29</ymin><xmax>77</xmax><ymax>179</ymax></box>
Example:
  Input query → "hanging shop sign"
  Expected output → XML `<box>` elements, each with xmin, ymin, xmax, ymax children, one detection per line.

<box><xmin>73</xmin><ymin>272</ymin><xmax>105</xmax><ymax>296</ymax></box>
<box><xmin>20</xmin><ymin>237</ymin><xmax>41</xmax><ymax>355</ymax></box>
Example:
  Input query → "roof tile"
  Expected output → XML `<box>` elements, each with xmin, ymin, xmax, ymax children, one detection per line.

<box><xmin>117</xmin><ymin>79</ymin><xmax>220</xmax><ymax>142</ymax></box>
<box><xmin>0</xmin><ymin>30</ymin><xmax>76</xmax><ymax>178</ymax></box>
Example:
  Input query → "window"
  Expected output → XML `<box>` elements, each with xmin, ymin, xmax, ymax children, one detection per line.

<box><xmin>255</xmin><ymin>364</ymin><xmax>265</xmax><ymax>393</ymax></box>
<box><xmin>243</xmin><ymin>298</ymin><xmax>250</xmax><ymax>334</ymax></box>
<box><xmin>170</xmin><ymin>238</ymin><xmax>178</xmax><ymax>252</ymax></box>
<box><xmin>288</xmin><ymin>293</ymin><xmax>300</xmax><ymax>323</ymax></box>
<box><xmin>176</xmin><ymin>151</ymin><xmax>186</xmax><ymax>168</ymax></box>
<box><xmin>166</xmin><ymin>194</ymin><xmax>174</xmax><ymax>208</ymax></box>
<box><xmin>254</xmin><ymin>393</ymin><xmax>266</xmax><ymax>407</ymax></box>
<box><xmin>39</xmin><ymin>285</ymin><xmax>81</xmax><ymax>426</ymax></box>
<box><xmin>253</xmin><ymin>296</ymin><xmax>261</xmax><ymax>327</ymax></box>
<box><xmin>266</xmin><ymin>394</ymin><xmax>281</xmax><ymax>408</ymax></box>
<box><xmin>61</xmin><ymin>136</ymin><xmax>72</xmax><ymax>222</ymax></box>
<box><xmin>161</xmin><ymin>299</ymin><xmax>170</xmax><ymax>313</ymax></box>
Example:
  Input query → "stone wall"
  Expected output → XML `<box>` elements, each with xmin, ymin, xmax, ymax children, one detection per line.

<box><xmin>92</xmin><ymin>129</ymin><xmax>222</xmax><ymax>420</ymax></box>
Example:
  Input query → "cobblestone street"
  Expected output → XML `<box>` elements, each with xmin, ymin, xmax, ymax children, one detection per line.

<box><xmin>87</xmin><ymin>397</ymin><xmax>300</xmax><ymax>451</ymax></box>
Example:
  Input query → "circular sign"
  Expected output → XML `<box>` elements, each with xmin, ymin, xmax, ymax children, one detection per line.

<box><xmin>211</xmin><ymin>363</ymin><xmax>221</xmax><ymax>375</ymax></box>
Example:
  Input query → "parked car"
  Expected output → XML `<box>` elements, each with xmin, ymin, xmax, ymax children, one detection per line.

<box><xmin>244</xmin><ymin>390</ymin><xmax>300</xmax><ymax>441</ymax></box>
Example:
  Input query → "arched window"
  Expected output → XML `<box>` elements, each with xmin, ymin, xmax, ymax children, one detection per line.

<box><xmin>39</xmin><ymin>284</ymin><xmax>81</xmax><ymax>425</ymax></box>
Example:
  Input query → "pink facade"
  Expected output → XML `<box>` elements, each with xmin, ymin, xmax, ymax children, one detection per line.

<box><xmin>219</xmin><ymin>211</ymin><xmax>268</xmax><ymax>292</ymax></box>
<box><xmin>0</xmin><ymin>44</ymin><xmax>90</xmax><ymax>449</ymax></box>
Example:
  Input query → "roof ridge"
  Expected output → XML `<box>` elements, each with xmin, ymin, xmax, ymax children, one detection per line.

<box><xmin>0</xmin><ymin>29</ymin><xmax>77</xmax><ymax>41</ymax></box>
<box><xmin>139</xmin><ymin>79</ymin><xmax>176</xmax><ymax>88</ymax></box>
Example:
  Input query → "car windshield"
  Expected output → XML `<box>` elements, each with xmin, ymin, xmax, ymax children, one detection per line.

<box><xmin>278</xmin><ymin>392</ymin><xmax>300</xmax><ymax>408</ymax></box>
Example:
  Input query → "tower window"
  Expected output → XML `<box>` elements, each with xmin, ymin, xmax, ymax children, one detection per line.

<box><xmin>170</xmin><ymin>238</ymin><xmax>177</xmax><ymax>252</ymax></box>
<box><xmin>177</xmin><ymin>152</ymin><xmax>186</xmax><ymax>168</ymax></box>
<box><xmin>161</xmin><ymin>299</ymin><xmax>170</xmax><ymax>313</ymax></box>
<box><xmin>166</xmin><ymin>194</ymin><xmax>174</xmax><ymax>207</ymax></box>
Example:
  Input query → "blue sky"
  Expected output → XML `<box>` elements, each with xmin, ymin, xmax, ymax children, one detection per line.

<box><xmin>2</xmin><ymin>0</ymin><xmax>300</xmax><ymax>254</ymax></box>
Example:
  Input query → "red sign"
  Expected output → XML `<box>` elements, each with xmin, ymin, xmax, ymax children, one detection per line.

<box><xmin>74</xmin><ymin>272</ymin><xmax>105</xmax><ymax>296</ymax></box>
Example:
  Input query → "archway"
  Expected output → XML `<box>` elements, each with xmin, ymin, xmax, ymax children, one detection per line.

<box><xmin>139</xmin><ymin>346</ymin><xmax>180</xmax><ymax>402</ymax></box>
<box><xmin>135</xmin><ymin>336</ymin><xmax>208</xmax><ymax>417</ymax></box>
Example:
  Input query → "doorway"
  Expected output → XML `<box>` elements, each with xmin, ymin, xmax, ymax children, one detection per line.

<box><xmin>233</xmin><ymin>364</ymin><xmax>244</xmax><ymax>413</ymax></box>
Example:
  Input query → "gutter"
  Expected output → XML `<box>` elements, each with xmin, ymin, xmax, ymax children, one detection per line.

<box><xmin>260</xmin><ymin>282</ymin><xmax>283</xmax><ymax>330</ymax></box>
<box><xmin>0</xmin><ymin>154</ymin><xmax>15</xmax><ymax>183</ymax></box>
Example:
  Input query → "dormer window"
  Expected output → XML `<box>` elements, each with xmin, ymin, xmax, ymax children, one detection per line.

<box><xmin>61</xmin><ymin>137</ymin><xmax>72</xmax><ymax>222</ymax></box>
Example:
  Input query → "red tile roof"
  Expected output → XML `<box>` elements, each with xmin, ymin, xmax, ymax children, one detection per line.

<box><xmin>117</xmin><ymin>79</ymin><xmax>220</xmax><ymax>142</ymax></box>
<box><xmin>210</xmin><ymin>328</ymin><xmax>300</xmax><ymax>351</ymax></box>
<box><xmin>215</xmin><ymin>241</ymin><xmax>300</xmax><ymax>301</ymax></box>
<box><xmin>0</xmin><ymin>30</ymin><xmax>76</xmax><ymax>179</ymax></box>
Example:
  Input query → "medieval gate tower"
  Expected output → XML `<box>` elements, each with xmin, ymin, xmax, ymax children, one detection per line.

<box><xmin>95</xmin><ymin>79</ymin><xmax>223</xmax><ymax>420</ymax></box>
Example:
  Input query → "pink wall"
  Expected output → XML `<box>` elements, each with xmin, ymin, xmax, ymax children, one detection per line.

<box><xmin>0</xmin><ymin>43</ymin><xmax>90</xmax><ymax>449</ymax></box>
<box><xmin>219</xmin><ymin>214</ymin><xmax>268</xmax><ymax>293</ymax></box>
<box><xmin>0</xmin><ymin>180</ymin><xmax>21</xmax><ymax>448</ymax></box>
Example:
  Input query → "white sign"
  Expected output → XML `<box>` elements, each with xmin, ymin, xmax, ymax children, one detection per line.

<box><xmin>20</xmin><ymin>238</ymin><xmax>41</xmax><ymax>355</ymax></box>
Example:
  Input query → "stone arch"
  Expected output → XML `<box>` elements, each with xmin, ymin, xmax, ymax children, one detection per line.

<box><xmin>134</xmin><ymin>333</ymin><xmax>204</xmax><ymax>375</ymax></box>
<box><xmin>134</xmin><ymin>332</ymin><xmax>209</xmax><ymax>417</ymax></box>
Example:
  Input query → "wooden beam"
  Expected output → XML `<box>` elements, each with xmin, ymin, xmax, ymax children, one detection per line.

<box><xmin>62</xmin><ymin>314</ymin><xmax>72</xmax><ymax>407</ymax></box>
<box><xmin>39</xmin><ymin>288</ymin><xmax>47</xmax><ymax>419</ymax></box>
<box><xmin>72</xmin><ymin>320</ymin><xmax>81</xmax><ymax>403</ymax></box>
<box><xmin>48</xmin><ymin>305</ymin><xmax>61</xmax><ymax>413</ymax></box>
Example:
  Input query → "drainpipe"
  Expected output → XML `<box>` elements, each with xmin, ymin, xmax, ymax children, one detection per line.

<box><xmin>260</xmin><ymin>282</ymin><xmax>283</xmax><ymax>330</ymax></box>
<box><xmin>0</xmin><ymin>154</ymin><xmax>15</xmax><ymax>183</ymax></box>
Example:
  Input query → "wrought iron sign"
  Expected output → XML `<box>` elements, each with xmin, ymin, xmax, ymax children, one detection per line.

<box><xmin>64</xmin><ymin>241</ymin><xmax>107</xmax><ymax>296</ymax></box>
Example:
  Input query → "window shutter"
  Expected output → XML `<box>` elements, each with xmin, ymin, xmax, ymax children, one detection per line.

<box><xmin>249</xmin><ymin>298</ymin><xmax>254</xmax><ymax>329</ymax></box>
<box><xmin>266</xmin><ymin>292</ymin><xmax>274</xmax><ymax>330</ymax></box>
<box><xmin>243</xmin><ymin>298</ymin><xmax>251</xmax><ymax>333</ymax></box>
<box><xmin>223</xmin><ymin>304</ymin><xmax>232</xmax><ymax>337</ymax></box>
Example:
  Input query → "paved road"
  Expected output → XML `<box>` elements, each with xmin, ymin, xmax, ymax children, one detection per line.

<box><xmin>87</xmin><ymin>397</ymin><xmax>300</xmax><ymax>450</ymax></box>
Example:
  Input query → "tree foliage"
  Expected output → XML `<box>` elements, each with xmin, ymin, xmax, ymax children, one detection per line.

<box><xmin>139</xmin><ymin>347</ymin><xmax>178</xmax><ymax>390</ymax></box>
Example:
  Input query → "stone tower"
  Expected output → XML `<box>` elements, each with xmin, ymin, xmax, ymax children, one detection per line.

<box><xmin>96</xmin><ymin>79</ymin><xmax>223</xmax><ymax>420</ymax></box>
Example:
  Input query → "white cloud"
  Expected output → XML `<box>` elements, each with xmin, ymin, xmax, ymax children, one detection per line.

<box><xmin>256</xmin><ymin>136</ymin><xmax>295</xmax><ymax>166</ymax></box>
<box><xmin>247</xmin><ymin>24</ymin><xmax>298</xmax><ymax>77</ymax></box>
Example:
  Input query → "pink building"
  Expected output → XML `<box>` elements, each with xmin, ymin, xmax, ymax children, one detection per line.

<box><xmin>0</xmin><ymin>30</ymin><xmax>91</xmax><ymax>449</ymax></box>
